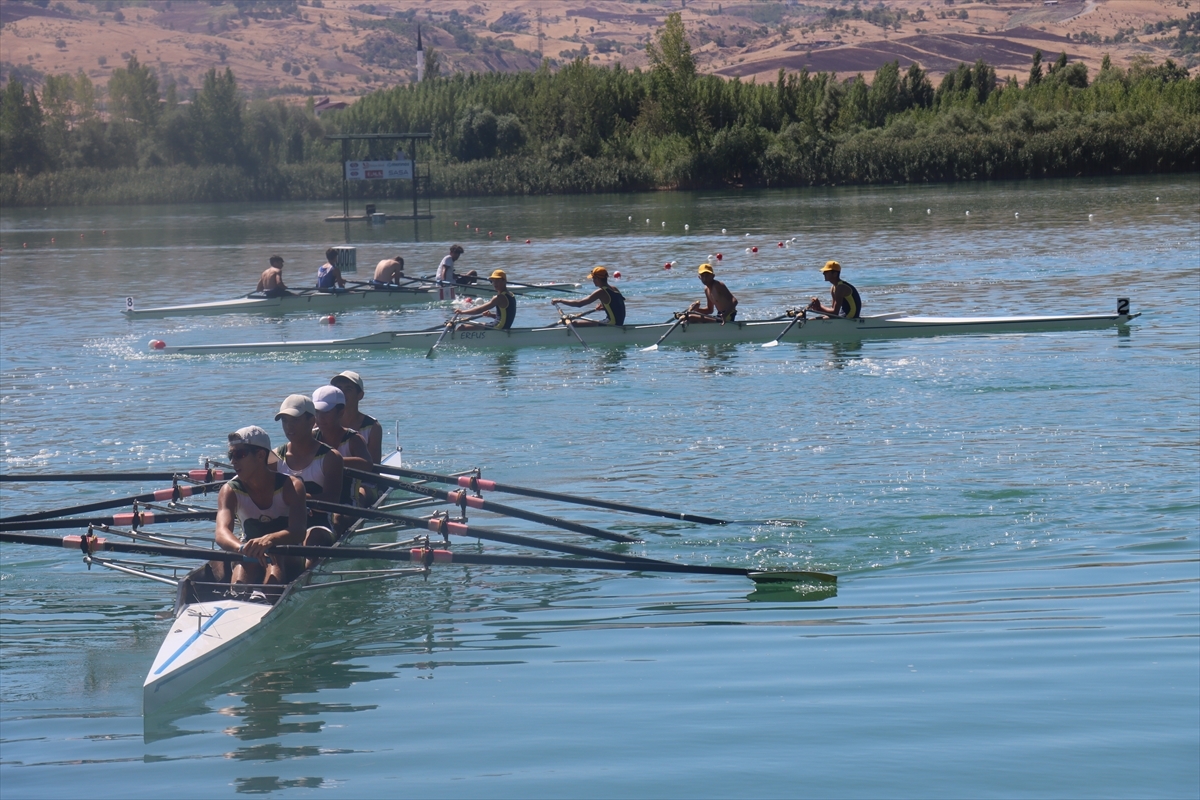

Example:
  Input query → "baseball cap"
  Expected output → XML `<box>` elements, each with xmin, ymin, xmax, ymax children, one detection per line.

<box><xmin>227</xmin><ymin>425</ymin><xmax>278</xmax><ymax>463</ymax></box>
<box><xmin>697</xmin><ymin>263</ymin><xmax>714</xmax><ymax>275</ymax></box>
<box><xmin>331</xmin><ymin>370</ymin><xmax>364</xmax><ymax>393</ymax></box>
<box><xmin>275</xmin><ymin>394</ymin><xmax>315</xmax><ymax>419</ymax></box>
<box><xmin>489</xmin><ymin>269</ymin><xmax>507</xmax><ymax>280</ymax></box>
<box><xmin>588</xmin><ymin>266</ymin><xmax>608</xmax><ymax>280</ymax></box>
<box><xmin>312</xmin><ymin>385</ymin><xmax>346</xmax><ymax>412</ymax></box>
<box><xmin>821</xmin><ymin>260</ymin><xmax>841</xmax><ymax>273</ymax></box>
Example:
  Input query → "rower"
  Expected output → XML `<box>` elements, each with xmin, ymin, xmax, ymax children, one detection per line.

<box><xmin>316</xmin><ymin>247</ymin><xmax>347</xmax><ymax>293</ymax></box>
<box><xmin>273</xmin><ymin>394</ymin><xmax>345</xmax><ymax>537</ymax></box>
<box><xmin>682</xmin><ymin>263</ymin><xmax>738</xmax><ymax>323</ymax></box>
<box><xmin>329</xmin><ymin>370</ymin><xmax>382</xmax><ymax>464</ymax></box>
<box><xmin>551</xmin><ymin>266</ymin><xmax>625</xmax><ymax>326</ymax></box>
<box><xmin>214</xmin><ymin>425</ymin><xmax>312</xmax><ymax>596</ymax></box>
<box><xmin>256</xmin><ymin>256</ymin><xmax>291</xmax><ymax>298</ymax></box>
<box><xmin>372</xmin><ymin>255</ymin><xmax>405</xmax><ymax>288</ymax></box>
<box><xmin>807</xmin><ymin>261</ymin><xmax>862</xmax><ymax>319</ymax></box>
<box><xmin>313</xmin><ymin>384</ymin><xmax>377</xmax><ymax>506</ymax></box>
<box><xmin>454</xmin><ymin>269</ymin><xmax>515</xmax><ymax>330</ymax></box>
<box><xmin>434</xmin><ymin>244</ymin><xmax>464</xmax><ymax>301</ymax></box>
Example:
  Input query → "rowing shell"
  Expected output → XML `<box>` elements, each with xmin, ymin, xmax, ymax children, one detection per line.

<box><xmin>151</xmin><ymin>309</ymin><xmax>1139</xmax><ymax>356</ymax></box>
<box><xmin>123</xmin><ymin>281</ymin><xmax>579</xmax><ymax>319</ymax></box>
<box><xmin>142</xmin><ymin>453</ymin><xmax>416</xmax><ymax>710</ymax></box>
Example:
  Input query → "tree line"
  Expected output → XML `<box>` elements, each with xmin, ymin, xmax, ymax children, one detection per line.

<box><xmin>2</xmin><ymin>13</ymin><xmax>1196</xmax><ymax>206</ymax></box>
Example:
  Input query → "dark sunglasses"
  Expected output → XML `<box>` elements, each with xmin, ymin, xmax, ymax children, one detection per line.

<box><xmin>228</xmin><ymin>447</ymin><xmax>256</xmax><ymax>461</ymax></box>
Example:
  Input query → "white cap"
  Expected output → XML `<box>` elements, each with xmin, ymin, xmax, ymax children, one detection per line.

<box><xmin>228</xmin><ymin>425</ymin><xmax>278</xmax><ymax>463</ymax></box>
<box><xmin>312</xmin><ymin>385</ymin><xmax>346</xmax><ymax>412</ymax></box>
<box><xmin>331</xmin><ymin>370</ymin><xmax>364</xmax><ymax>393</ymax></box>
<box><xmin>275</xmin><ymin>394</ymin><xmax>315</xmax><ymax>419</ymax></box>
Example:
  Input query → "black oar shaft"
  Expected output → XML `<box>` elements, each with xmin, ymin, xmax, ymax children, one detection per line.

<box><xmin>1</xmin><ymin>481</ymin><xmax>226</xmax><ymax>524</ymax></box>
<box><xmin>345</xmin><ymin>468</ymin><xmax>637</xmax><ymax>542</ymax></box>
<box><xmin>0</xmin><ymin>469</ymin><xmax>228</xmax><ymax>483</ymax></box>
<box><xmin>0</xmin><ymin>511</ymin><xmax>215</xmax><ymax>532</ymax></box>
<box><xmin>307</xmin><ymin>499</ymin><xmax>658</xmax><ymax>565</ymax></box>
<box><xmin>0</xmin><ymin>531</ymin><xmax>243</xmax><ymax>562</ymax></box>
<box><xmin>375</xmin><ymin>464</ymin><xmax>727</xmax><ymax>526</ymax></box>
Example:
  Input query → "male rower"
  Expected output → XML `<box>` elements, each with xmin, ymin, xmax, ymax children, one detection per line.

<box><xmin>313</xmin><ymin>384</ymin><xmax>377</xmax><ymax>506</ymax></box>
<box><xmin>273</xmin><ymin>394</ymin><xmax>345</xmax><ymax>537</ymax></box>
<box><xmin>256</xmin><ymin>256</ymin><xmax>291</xmax><ymax>298</ymax></box>
<box><xmin>214</xmin><ymin>425</ymin><xmax>308</xmax><ymax>596</ymax></box>
<box><xmin>454</xmin><ymin>269</ymin><xmax>516</xmax><ymax>330</ymax></box>
<box><xmin>434</xmin><ymin>244</ymin><xmax>465</xmax><ymax>301</ymax></box>
<box><xmin>551</xmin><ymin>266</ymin><xmax>625</xmax><ymax>326</ymax></box>
<box><xmin>682</xmin><ymin>263</ymin><xmax>738</xmax><ymax>323</ymax></box>
<box><xmin>316</xmin><ymin>247</ymin><xmax>347</xmax><ymax>292</ymax></box>
<box><xmin>807</xmin><ymin>261</ymin><xmax>862</xmax><ymax>319</ymax></box>
<box><xmin>372</xmin><ymin>255</ymin><xmax>406</xmax><ymax>288</ymax></box>
<box><xmin>330</xmin><ymin>370</ymin><xmax>383</xmax><ymax>464</ymax></box>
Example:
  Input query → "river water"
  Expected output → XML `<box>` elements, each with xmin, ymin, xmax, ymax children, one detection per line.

<box><xmin>1</xmin><ymin>176</ymin><xmax>1197</xmax><ymax>798</ymax></box>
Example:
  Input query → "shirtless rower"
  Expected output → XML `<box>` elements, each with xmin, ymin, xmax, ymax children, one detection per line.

<box><xmin>682</xmin><ymin>263</ymin><xmax>738</xmax><ymax>323</ymax></box>
<box><xmin>807</xmin><ymin>261</ymin><xmax>862</xmax><ymax>319</ymax></box>
<box><xmin>454</xmin><ymin>269</ymin><xmax>516</xmax><ymax>330</ymax></box>
<box><xmin>434</xmin><ymin>244</ymin><xmax>464</xmax><ymax>301</ymax></box>
<box><xmin>372</xmin><ymin>255</ymin><xmax>406</xmax><ymax>287</ymax></box>
<box><xmin>316</xmin><ymin>247</ymin><xmax>347</xmax><ymax>292</ymax></box>
<box><xmin>256</xmin><ymin>256</ymin><xmax>291</xmax><ymax>298</ymax></box>
<box><xmin>551</xmin><ymin>266</ymin><xmax>626</xmax><ymax>326</ymax></box>
<box><xmin>273</xmin><ymin>394</ymin><xmax>345</xmax><ymax>538</ymax></box>
<box><xmin>329</xmin><ymin>370</ymin><xmax>382</xmax><ymax>464</ymax></box>
<box><xmin>213</xmin><ymin>425</ymin><xmax>309</xmax><ymax>596</ymax></box>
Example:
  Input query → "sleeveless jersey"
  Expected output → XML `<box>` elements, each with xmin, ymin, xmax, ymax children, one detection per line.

<box><xmin>316</xmin><ymin>263</ymin><xmax>338</xmax><ymax>290</ymax></box>
<box><xmin>837</xmin><ymin>280</ymin><xmax>862</xmax><ymax>319</ymax></box>
<box><xmin>495</xmin><ymin>290</ymin><xmax>516</xmax><ymax>330</ymax></box>
<box><xmin>274</xmin><ymin>441</ymin><xmax>334</xmax><ymax>497</ymax></box>
<box><xmin>315</xmin><ymin>427</ymin><xmax>362</xmax><ymax>457</ymax></box>
<box><xmin>229</xmin><ymin>473</ymin><xmax>291</xmax><ymax>541</ymax></box>
<box><xmin>598</xmin><ymin>286</ymin><xmax>626</xmax><ymax>325</ymax></box>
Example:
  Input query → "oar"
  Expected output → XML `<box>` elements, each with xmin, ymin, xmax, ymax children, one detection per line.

<box><xmin>308</xmin><ymin>500</ymin><xmax>658</xmax><ymax>564</ymax></box>
<box><xmin>343</xmin><ymin>468</ymin><xmax>638</xmax><ymax>542</ymax></box>
<box><xmin>426</xmin><ymin>318</ymin><xmax>457</xmax><ymax>358</ymax></box>
<box><xmin>0</xmin><ymin>532</ymin><xmax>836</xmax><ymax>586</ymax></box>
<box><xmin>762</xmin><ymin>309</ymin><xmax>807</xmax><ymax>348</ymax></box>
<box><xmin>0</xmin><ymin>480</ymin><xmax>226</xmax><ymax>524</ymax></box>
<box><xmin>375</xmin><ymin>464</ymin><xmax>728</xmax><ymax>525</ymax></box>
<box><xmin>0</xmin><ymin>511</ymin><xmax>216</xmax><ymax>532</ymax></box>
<box><xmin>0</xmin><ymin>469</ymin><xmax>229</xmax><ymax>483</ymax></box>
<box><xmin>558</xmin><ymin>308</ymin><xmax>590</xmax><ymax>350</ymax></box>
<box><xmin>641</xmin><ymin>312</ymin><xmax>689</xmax><ymax>352</ymax></box>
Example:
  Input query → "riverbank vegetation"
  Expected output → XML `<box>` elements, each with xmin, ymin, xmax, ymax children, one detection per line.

<box><xmin>2</xmin><ymin>14</ymin><xmax>1196</xmax><ymax>207</ymax></box>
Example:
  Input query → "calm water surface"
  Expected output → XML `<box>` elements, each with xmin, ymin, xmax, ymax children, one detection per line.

<box><xmin>1</xmin><ymin>177</ymin><xmax>1197</xmax><ymax>798</ymax></box>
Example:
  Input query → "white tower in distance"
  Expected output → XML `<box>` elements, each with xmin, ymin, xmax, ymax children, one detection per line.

<box><xmin>416</xmin><ymin>25</ymin><xmax>425</xmax><ymax>82</ymax></box>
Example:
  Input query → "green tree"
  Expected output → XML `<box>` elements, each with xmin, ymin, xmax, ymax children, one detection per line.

<box><xmin>646</xmin><ymin>11</ymin><xmax>699</xmax><ymax>137</ymax></box>
<box><xmin>192</xmin><ymin>68</ymin><xmax>245</xmax><ymax>166</ymax></box>
<box><xmin>1027</xmin><ymin>50</ymin><xmax>1043</xmax><ymax>88</ymax></box>
<box><xmin>0</xmin><ymin>80</ymin><xmax>46</xmax><ymax>175</ymax></box>
<box><xmin>108</xmin><ymin>56</ymin><xmax>161</xmax><ymax>131</ymax></box>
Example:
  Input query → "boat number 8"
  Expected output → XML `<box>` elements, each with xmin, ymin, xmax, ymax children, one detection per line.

<box><xmin>126</xmin><ymin>296</ymin><xmax>135</xmax><ymax>311</ymax></box>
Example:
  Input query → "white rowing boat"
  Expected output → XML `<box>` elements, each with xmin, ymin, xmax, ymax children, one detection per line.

<box><xmin>123</xmin><ymin>279</ymin><xmax>579</xmax><ymax>319</ymax></box>
<box><xmin>152</xmin><ymin>306</ymin><xmax>1139</xmax><ymax>355</ymax></box>
<box><xmin>141</xmin><ymin>451</ymin><xmax>424</xmax><ymax>710</ymax></box>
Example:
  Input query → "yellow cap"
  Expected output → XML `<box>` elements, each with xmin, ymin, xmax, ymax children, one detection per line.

<box><xmin>588</xmin><ymin>266</ymin><xmax>608</xmax><ymax>280</ymax></box>
<box><xmin>821</xmin><ymin>260</ymin><xmax>841</xmax><ymax>273</ymax></box>
<box><xmin>489</xmin><ymin>269</ymin><xmax>507</xmax><ymax>280</ymax></box>
<box><xmin>697</xmin><ymin>263</ymin><xmax>714</xmax><ymax>275</ymax></box>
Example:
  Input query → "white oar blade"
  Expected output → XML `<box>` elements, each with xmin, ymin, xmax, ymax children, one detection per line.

<box><xmin>761</xmin><ymin>340</ymin><xmax>780</xmax><ymax>348</ymax></box>
<box><xmin>640</xmin><ymin>344</ymin><xmax>659</xmax><ymax>352</ymax></box>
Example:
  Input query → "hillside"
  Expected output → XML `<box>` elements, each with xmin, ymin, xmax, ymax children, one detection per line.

<box><xmin>1</xmin><ymin>0</ymin><xmax>1195</xmax><ymax>103</ymax></box>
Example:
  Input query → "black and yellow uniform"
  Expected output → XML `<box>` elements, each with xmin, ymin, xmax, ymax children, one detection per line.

<box><xmin>598</xmin><ymin>286</ymin><xmax>626</xmax><ymax>325</ymax></box>
<box><xmin>494</xmin><ymin>290</ymin><xmax>516</xmax><ymax>330</ymax></box>
<box><xmin>229</xmin><ymin>473</ymin><xmax>291</xmax><ymax>541</ymax></box>
<box><xmin>836</xmin><ymin>280</ymin><xmax>862</xmax><ymax>319</ymax></box>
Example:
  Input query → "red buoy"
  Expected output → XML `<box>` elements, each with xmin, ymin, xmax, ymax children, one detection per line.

<box><xmin>664</xmin><ymin>262</ymin><xmax>672</xmax><ymax>270</ymax></box>
<box><xmin>51</xmin><ymin>238</ymin><xmax>55</xmax><ymax>243</ymax></box>
<box><xmin>716</xmin><ymin>253</ymin><xmax>722</xmax><ymax>260</ymax></box>
<box><xmin>751</xmin><ymin>246</ymin><xmax>758</xmax><ymax>253</ymax></box>
<box><xmin>323</xmin><ymin>315</ymin><xmax>336</xmax><ymax>324</ymax></box>
<box><xmin>488</xmin><ymin>231</ymin><xmax>493</xmax><ymax>237</ymax></box>
<box><xmin>150</xmin><ymin>339</ymin><xmax>166</xmax><ymax>350</ymax></box>
<box><xmin>777</xmin><ymin>241</ymin><xmax>784</xmax><ymax>247</ymax></box>
<box><xmin>613</xmin><ymin>271</ymin><xmax>621</xmax><ymax>279</ymax></box>
<box><xmin>505</xmin><ymin>235</ymin><xmax>511</xmax><ymax>241</ymax></box>
<box><xmin>525</xmin><ymin>239</ymin><xmax>531</xmax><ymax>244</ymax></box>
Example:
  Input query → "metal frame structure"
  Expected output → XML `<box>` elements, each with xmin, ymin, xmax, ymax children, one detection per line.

<box><xmin>325</xmin><ymin>133</ymin><xmax>434</xmax><ymax>242</ymax></box>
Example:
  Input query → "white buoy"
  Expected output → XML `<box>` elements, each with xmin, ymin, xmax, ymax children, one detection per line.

<box><xmin>889</xmin><ymin>207</ymin><xmax>893</xmax><ymax>212</ymax></box>
<box><xmin>1015</xmin><ymin>212</ymin><xmax>1019</xmax><ymax>218</ymax></box>
<box><xmin>662</xmin><ymin>221</ymin><xmax>666</xmax><ymax>227</ymax></box>
<box><xmin>721</xmin><ymin>228</ymin><xmax>727</xmax><ymax>234</ymax></box>
<box><xmin>684</xmin><ymin>224</ymin><xmax>689</xmax><ymax>231</ymax></box>
<box><xmin>628</xmin><ymin>216</ymin><xmax>632</xmax><ymax>221</ymax></box>
<box><xmin>1088</xmin><ymin>213</ymin><xmax>1094</xmax><ymax>219</ymax></box>
<box><xmin>927</xmin><ymin>209</ymin><xmax>931</xmax><ymax>215</ymax></box>
<box><xmin>646</xmin><ymin>219</ymin><xmax>650</xmax><ymax>224</ymax></box>
<box><xmin>965</xmin><ymin>211</ymin><xmax>970</xmax><ymax>216</ymax></box>
<box><xmin>745</xmin><ymin>247</ymin><xmax>751</xmax><ymax>253</ymax></box>
<box><xmin>1156</xmin><ymin>196</ymin><xmax>1160</xmax><ymax>201</ymax></box>
<box><xmin>745</xmin><ymin>233</ymin><xmax>750</xmax><ymax>237</ymax></box>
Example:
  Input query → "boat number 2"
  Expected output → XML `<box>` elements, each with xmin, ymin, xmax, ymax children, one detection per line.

<box><xmin>126</xmin><ymin>296</ymin><xmax>135</xmax><ymax>312</ymax></box>
<box><xmin>1117</xmin><ymin>298</ymin><xmax>1129</xmax><ymax>315</ymax></box>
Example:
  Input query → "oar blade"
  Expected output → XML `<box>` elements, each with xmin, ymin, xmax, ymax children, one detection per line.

<box><xmin>640</xmin><ymin>343</ymin><xmax>659</xmax><ymax>352</ymax></box>
<box><xmin>761</xmin><ymin>340</ymin><xmax>780</xmax><ymax>348</ymax></box>
<box><xmin>748</xmin><ymin>570</ymin><xmax>837</xmax><ymax>585</ymax></box>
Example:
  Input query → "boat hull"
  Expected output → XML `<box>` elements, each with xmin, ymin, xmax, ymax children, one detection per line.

<box><xmin>156</xmin><ymin>312</ymin><xmax>1139</xmax><ymax>356</ymax></box>
<box><xmin>125</xmin><ymin>282</ymin><xmax>578</xmax><ymax>319</ymax></box>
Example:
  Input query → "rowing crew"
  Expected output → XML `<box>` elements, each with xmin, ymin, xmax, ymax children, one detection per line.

<box><xmin>448</xmin><ymin>261</ymin><xmax>861</xmax><ymax>330</ymax></box>
<box><xmin>256</xmin><ymin>244</ymin><xmax>475</xmax><ymax>296</ymax></box>
<box><xmin>212</xmin><ymin>370</ymin><xmax>383</xmax><ymax>597</ymax></box>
